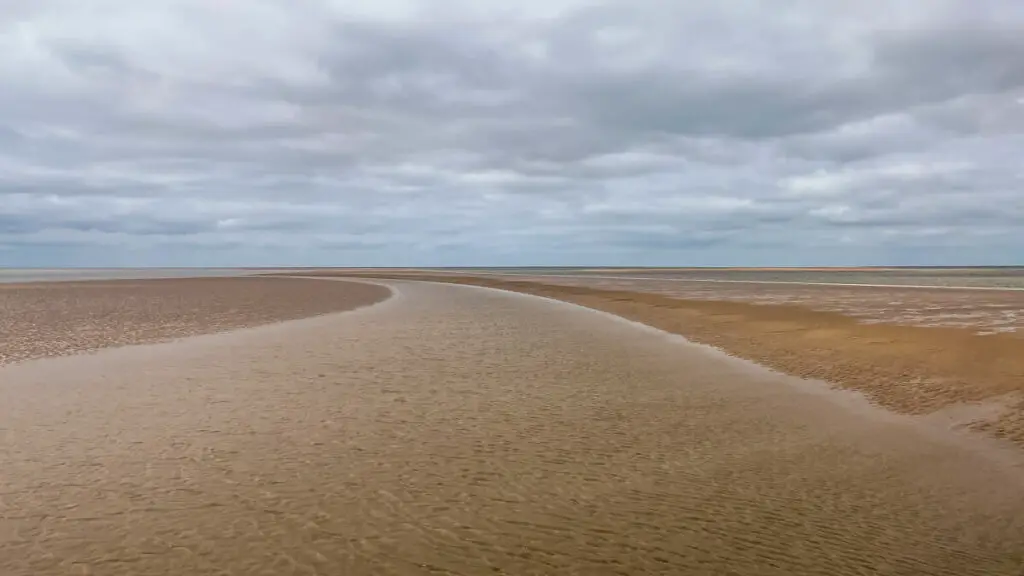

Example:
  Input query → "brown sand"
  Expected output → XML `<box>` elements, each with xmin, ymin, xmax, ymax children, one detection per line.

<box><xmin>300</xmin><ymin>271</ymin><xmax>1024</xmax><ymax>445</ymax></box>
<box><xmin>492</xmin><ymin>273</ymin><xmax>1024</xmax><ymax>334</ymax></box>
<box><xmin>574</xmin><ymin>266</ymin><xmax>909</xmax><ymax>272</ymax></box>
<box><xmin>3</xmin><ymin>279</ymin><xmax>1024</xmax><ymax>575</ymax></box>
<box><xmin>0</xmin><ymin>277</ymin><xmax>390</xmax><ymax>366</ymax></box>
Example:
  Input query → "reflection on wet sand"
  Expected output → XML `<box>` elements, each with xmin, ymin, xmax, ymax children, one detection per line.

<box><xmin>2</xmin><ymin>280</ymin><xmax>1023</xmax><ymax>575</ymax></box>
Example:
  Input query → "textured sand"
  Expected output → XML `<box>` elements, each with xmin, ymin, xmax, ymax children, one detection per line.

<box><xmin>568</xmin><ymin>267</ymin><xmax>1024</xmax><ymax>287</ymax></box>
<box><xmin>302</xmin><ymin>271</ymin><xmax>1024</xmax><ymax>445</ymax></box>
<box><xmin>497</xmin><ymin>273</ymin><xmax>1024</xmax><ymax>334</ymax></box>
<box><xmin>0</xmin><ymin>277</ymin><xmax>390</xmax><ymax>366</ymax></box>
<box><xmin>3</xmin><ymin>279</ymin><xmax>1024</xmax><ymax>575</ymax></box>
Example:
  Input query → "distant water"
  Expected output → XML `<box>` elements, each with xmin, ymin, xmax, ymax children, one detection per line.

<box><xmin>0</xmin><ymin>268</ymin><xmax>249</xmax><ymax>283</ymax></box>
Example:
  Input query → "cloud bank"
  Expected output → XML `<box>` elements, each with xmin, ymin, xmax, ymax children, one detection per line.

<box><xmin>1</xmin><ymin>0</ymin><xmax>1021</xmax><ymax>266</ymax></box>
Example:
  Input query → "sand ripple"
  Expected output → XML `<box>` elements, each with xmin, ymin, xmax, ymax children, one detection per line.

<box><xmin>500</xmin><ymin>274</ymin><xmax>1024</xmax><ymax>336</ymax></box>
<box><xmin>2</xmin><ymin>280</ymin><xmax>1023</xmax><ymax>575</ymax></box>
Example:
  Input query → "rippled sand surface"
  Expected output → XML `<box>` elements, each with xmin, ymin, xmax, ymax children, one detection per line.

<box><xmin>482</xmin><ymin>273</ymin><xmax>1024</xmax><ymax>335</ymax></box>
<box><xmin>3</xmin><ymin>280</ymin><xmax>1024</xmax><ymax>575</ymax></box>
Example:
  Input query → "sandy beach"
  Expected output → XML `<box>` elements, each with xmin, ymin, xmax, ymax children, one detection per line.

<box><xmin>480</xmin><ymin>271</ymin><xmax>1024</xmax><ymax>333</ymax></box>
<box><xmin>0</xmin><ymin>277</ymin><xmax>389</xmax><ymax>366</ymax></box>
<box><xmin>300</xmin><ymin>271</ymin><xmax>1024</xmax><ymax>445</ymax></box>
<box><xmin>3</xmin><ymin>277</ymin><xmax>1024</xmax><ymax>575</ymax></box>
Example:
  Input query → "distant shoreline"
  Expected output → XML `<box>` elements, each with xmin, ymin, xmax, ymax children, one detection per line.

<box><xmin>0</xmin><ymin>268</ymin><xmax>251</xmax><ymax>283</ymax></box>
<box><xmin>5</xmin><ymin>265</ymin><xmax>1023</xmax><ymax>289</ymax></box>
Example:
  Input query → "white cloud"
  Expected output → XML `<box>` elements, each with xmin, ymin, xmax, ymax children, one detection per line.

<box><xmin>0</xmin><ymin>0</ymin><xmax>1021</xmax><ymax>266</ymax></box>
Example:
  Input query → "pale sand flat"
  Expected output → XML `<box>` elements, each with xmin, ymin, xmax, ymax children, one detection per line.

<box><xmin>2</xmin><ymin>280</ymin><xmax>1024</xmax><ymax>575</ymax></box>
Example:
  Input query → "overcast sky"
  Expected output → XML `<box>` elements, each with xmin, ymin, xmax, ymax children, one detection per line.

<box><xmin>1</xmin><ymin>0</ymin><xmax>1022</xmax><ymax>267</ymax></box>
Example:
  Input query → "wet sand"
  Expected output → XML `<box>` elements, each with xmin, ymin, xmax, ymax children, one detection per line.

<box><xmin>0</xmin><ymin>277</ymin><xmax>390</xmax><ymax>366</ymax></box>
<box><xmin>564</xmin><ymin>267</ymin><xmax>1024</xmax><ymax>289</ymax></box>
<box><xmin>314</xmin><ymin>271</ymin><xmax>1024</xmax><ymax>445</ymax></box>
<box><xmin>487</xmin><ymin>273</ymin><xmax>1024</xmax><ymax>334</ymax></box>
<box><xmin>3</xmin><ymin>279</ymin><xmax>1024</xmax><ymax>575</ymax></box>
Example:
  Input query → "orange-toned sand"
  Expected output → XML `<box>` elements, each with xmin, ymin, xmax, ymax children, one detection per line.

<box><xmin>300</xmin><ymin>271</ymin><xmax>1024</xmax><ymax>445</ymax></box>
<box><xmin>0</xmin><ymin>277</ymin><xmax>389</xmax><ymax>366</ymax></box>
<box><xmin>574</xmin><ymin>266</ymin><xmax>907</xmax><ymax>272</ymax></box>
<box><xmin>4</xmin><ymin>279</ymin><xmax>1024</xmax><ymax>575</ymax></box>
<box><xmin>499</xmin><ymin>274</ymin><xmax>1024</xmax><ymax>335</ymax></box>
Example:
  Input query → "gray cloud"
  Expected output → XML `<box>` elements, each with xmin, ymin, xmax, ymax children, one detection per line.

<box><xmin>0</xmin><ymin>0</ymin><xmax>1021</xmax><ymax>266</ymax></box>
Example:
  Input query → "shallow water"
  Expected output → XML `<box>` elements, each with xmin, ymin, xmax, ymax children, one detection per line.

<box><xmin>2</xmin><ymin>280</ymin><xmax>1023</xmax><ymax>575</ymax></box>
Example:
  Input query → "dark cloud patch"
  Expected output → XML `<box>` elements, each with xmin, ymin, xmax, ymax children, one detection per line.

<box><xmin>872</xmin><ymin>26</ymin><xmax>1024</xmax><ymax>100</ymax></box>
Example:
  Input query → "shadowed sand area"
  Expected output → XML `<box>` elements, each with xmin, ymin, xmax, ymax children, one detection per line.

<box><xmin>3</xmin><ymin>279</ymin><xmax>1024</xmax><ymax>575</ymax></box>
